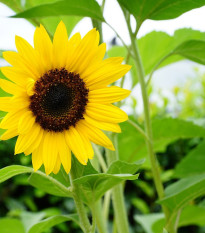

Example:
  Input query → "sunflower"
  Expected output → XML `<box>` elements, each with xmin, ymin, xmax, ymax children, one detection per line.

<box><xmin>0</xmin><ymin>21</ymin><xmax>131</xmax><ymax>175</ymax></box>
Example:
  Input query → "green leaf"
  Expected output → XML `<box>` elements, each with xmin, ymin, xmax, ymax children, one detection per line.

<box><xmin>28</xmin><ymin>171</ymin><xmax>72</xmax><ymax>197</ymax></box>
<box><xmin>119</xmin><ymin>117</ymin><xmax>205</xmax><ymax>165</ymax></box>
<box><xmin>117</xmin><ymin>0</ymin><xmax>205</xmax><ymax>25</ymax></box>
<box><xmin>73</xmin><ymin>160</ymin><xmax>141</xmax><ymax>205</ymax></box>
<box><xmin>173</xmin><ymin>40</ymin><xmax>205</xmax><ymax>65</ymax></box>
<box><xmin>135</xmin><ymin>205</ymin><xmax>205</xmax><ymax>233</ymax></box>
<box><xmin>13</xmin><ymin>0</ymin><xmax>104</xmax><ymax>21</ymax></box>
<box><xmin>179</xmin><ymin>205</ymin><xmax>205</xmax><ymax>227</ymax></box>
<box><xmin>28</xmin><ymin>214</ymin><xmax>79</xmax><ymax>233</ymax></box>
<box><xmin>135</xmin><ymin>213</ymin><xmax>164</xmax><ymax>233</ymax></box>
<box><xmin>107</xmin><ymin>159</ymin><xmax>145</xmax><ymax>174</ymax></box>
<box><xmin>0</xmin><ymin>165</ymin><xmax>33</xmax><ymax>183</ymax></box>
<box><xmin>174</xmin><ymin>140</ymin><xmax>205</xmax><ymax>178</ymax></box>
<box><xmin>108</xmin><ymin>28</ymin><xmax>205</xmax><ymax>86</ymax></box>
<box><xmin>41</xmin><ymin>16</ymin><xmax>81</xmax><ymax>37</ymax></box>
<box><xmin>20</xmin><ymin>211</ymin><xmax>45</xmax><ymax>233</ymax></box>
<box><xmin>0</xmin><ymin>218</ymin><xmax>25</xmax><ymax>233</ymax></box>
<box><xmin>159</xmin><ymin>174</ymin><xmax>205</xmax><ymax>216</ymax></box>
<box><xmin>139</xmin><ymin>28</ymin><xmax>205</xmax><ymax>75</ymax></box>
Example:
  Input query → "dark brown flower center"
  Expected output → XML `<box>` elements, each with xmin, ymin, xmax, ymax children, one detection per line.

<box><xmin>29</xmin><ymin>68</ymin><xmax>89</xmax><ymax>132</ymax></box>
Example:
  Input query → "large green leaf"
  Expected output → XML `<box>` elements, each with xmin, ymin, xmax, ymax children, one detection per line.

<box><xmin>0</xmin><ymin>165</ymin><xmax>33</xmax><ymax>183</ymax></box>
<box><xmin>13</xmin><ymin>0</ymin><xmax>104</xmax><ymax>21</ymax></box>
<box><xmin>135</xmin><ymin>205</ymin><xmax>205</xmax><ymax>233</ymax></box>
<box><xmin>159</xmin><ymin>174</ymin><xmax>205</xmax><ymax>218</ymax></box>
<box><xmin>119</xmin><ymin>117</ymin><xmax>205</xmax><ymax>165</ymax></box>
<box><xmin>0</xmin><ymin>0</ymin><xmax>82</xmax><ymax>37</ymax></box>
<box><xmin>0</xmin><ymin>218</ymin><xmax>25</xmax><ymax>233</ymax></box>
<box><xmin>118</xmin><ymin>0</ymin><xmax>205</xmax><ymax>25</ymax></box>
<box><xmin>108</xmin><ymin>28</ymin><xmax>205</xmax><ymax>86</ymax></box>
<box><xmin>174</xmin><ymin>140</ymin><xmax>205</xmax><ymax>178</ymax></box>
<box><xmin>28</xmin><ymin>214</ymin><xmax>79</xmax><ymax>233</ymax></box>
<box><xmin>28</xmin><ymin>171</ymin><xmax>72</xmax><ymax>197</ymax></box>
<box><xmin>173</xmin><ymin>40</ymin><xmax>205</xmax><ymax>65</ymax></box>
<box><xmin>20</xmin><ymin>212</ymin><xmax>45</xmax><ymax>233</ymax></box>
<box><xmin>135</xmin><ymin>213</ymin><xmax>164</xmax><ymax>233</ymax></box>
<box><xmin>72</xmin><ymin>160</ymin><xmax>141</xmax><ymax>205</ymax></box>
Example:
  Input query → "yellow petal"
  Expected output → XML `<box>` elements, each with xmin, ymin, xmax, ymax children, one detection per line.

<box><xmin>3</xmin><ymin>51</ymin><xmax>39</xmax><ymax>80</ymax></box>
<box><xmin>66</xmin><ymin>33</ymin><xmax>81</xmax><ymax>69</ymax></box>
<box><xmin>57</xmin><ymin>133</ymin><xmax>71</xmax><ymax>174</ymax></box>
<box><xmin>1</xmin><ymin>67</ymin><xmax>29</xmax><ymax>87</ymax></box>
<box><xmin>89</xmin><ymin>86</ymin><xmax>131</xmax><ymax>104</ymax></box>
<box><xmin>18</xmin><ymin>111</ymin><xmax>35</xmax><ymax>134</ymax></box>
<box><xmin>0</xmin><ymin>79</ymin><xmax>24</xmax><ymax>96</ymax></box>
<box><xmin>24</xmin><ymin>128</ymin><xmax>44</xmax><ymax>156</ymax></box>
<box><xmin>86</xmin><ymin>103</ymin><xmax>128</xmax><ymax>123</ymax></box>
<box><xmin>77</xmin><ymin>120</ymin><xmax>115</xmax><ymax>151</ymax></box>
<box><xmin>65</xmin><ymin>127</ymin><xmax>88</xmax><ymax>165</ymax></box>
<box><xmin>84</xmin><ymin>114</ymin><xmax>121</xmax><ymax>133</ymax></box>
<box><xmin>0</xmin><ymin>108</ymin><xmax>26</xmax><ymax>129</ymax></box>
<box><xmin>15</xmin><ymin>123</ymin><xmax>41</xmax><ymax>154</ymax></box>
<box><xmin>75</xmin><ymin>125</ymin><xmax>94</xmax><ymax>159</ymax></box>
<box><xmin>53</xmin><ymin>21</ymin><xmax>68</xmax><ymax>68</ymax></box>
<box><xmin>0</xmin><ymin>97</ymin><xmax>15</xmax><ymax>112</ymax></box>
<box><xmin>53</xmin><ymin>157</ymin><xmax>61</xmax><ymax>174</ymax></box>
<box><xmin>42</xmin><ymin>132</ymin><xmax>58</xmax><ymax>175</ymax></box>
<box><xmin>32</xmin><ymin>139</ymin><xmax>44</xmax><ymax>171</ymax></box>
<box><xmin>0</xmin><ymin>128</ymin><xmax>18</xmax><ymax>140</ymax></box>
<box><xmin>83</xmin><ymin>58</ymin><xmax>131</xmax><ymax>90</ymax></box>
<box><xmin>15</xmin><ymin>35</ymin><xmax>43</xmax><ymax>77</ymax></box>
<box><xmin>67</xmin><ymin>29</ymin><xmax>100</xmax><ymax>75</ymax></box>
<box><xmin>34</xmin><ymin>24</ymin><xmax>53</xmax><ymax>72</ymax></box>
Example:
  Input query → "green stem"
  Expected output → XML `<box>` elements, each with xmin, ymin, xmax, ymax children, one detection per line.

<box><xmin>106</xmin><ymin>134</ymin><xmax>130</xmax><ymax>233</ymax></box>
<box><xmin>69</xmin><ymin>169</ymin><xmax>91</xmax><ymax>233</ymax></box>
<box><xmin>127</xmin><ymin>119</ymin><xmax>150</xmax><ymax>142</ymax></box>
<box><xmin>146</xmin><ymin>53</ymin><xmax>173</xmax><ymax>86</ymax></box>
<box><xmin>125</xmin><ymin>14</ymin><xmax>175</xmax><ymax>232</ymax></box>
<box><xmin>103</xmin><ymin>190</ymin><xmax>111</xmax><ymax>223</ymax></box>
<box><xmin>93</xmin><ymin>144</ymin><xmax>107</xmax><ymax>172</ymax></box>
<box><xmin>126</xmin><ymin>16</ymin><xmax>165</xmax><ymax>200</ymax></box>
<box><xmin>95</xmin><ymin>200</ymin><xmax>108</xmax><ymax>233</ymax></box>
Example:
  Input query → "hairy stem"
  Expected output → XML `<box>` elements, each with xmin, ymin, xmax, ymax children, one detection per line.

<box><xmin>69</xmin><ymin>169</ymin><xmax>91</xmax><ymax>233</ymax></box>
<box><xmin>106</xmin><ymin>133</ymin><xmax>130</xmax><ymax>233</ymax></box>
<box><xmin>125</xmin><ymin>13</ymin><xmax>175</xmax><ymax>232</ymax></box>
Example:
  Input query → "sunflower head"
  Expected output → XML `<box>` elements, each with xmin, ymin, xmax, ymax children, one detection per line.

<box><xmin>0</xmin><ymin>21</ymin><xmax>131</xmax><ymax>175</ymax></box>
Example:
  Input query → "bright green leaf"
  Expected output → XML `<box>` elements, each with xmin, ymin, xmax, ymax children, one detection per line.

<box><xmin>0</xmin><ymin>165</ymin><xmax>33</xmax><ymax>183</ymax></box>
<box><xmin>135</xmin><ymin>213</ymin><xmax>164</xmax><ymax>233</ymax></box>
<box><xmin>179</xmin><ymin>205</ymin><xmax>205</xmax><ymax>227</ymax></box>
<box><xmin>73</xmin><ymin>160</ymin><xmax>141</xmax><ymax>205</ymax></box>
<box><xmin>173</xmin><ymin>40</ymin><xmax>205</xmax><ymax>65</ymax></box>
<box><xmin>119</xmin><ymin>117</ymin><xmax>205</xmax><ymax>165</ymax></box>
<box><xmin>28</xmin><ymin>215</ymin><xmax>79</xmax><ymax>233</ymax></box>
<box><xmin>13</xmin><ymin>0</ymin><xmax>104</xmax><ymax>21</ymax></box>
<box><xmin>20</xmin><ymin>212</ymin><xmax>45</xmax><ymax>233</ymax></box>
<box><xmin>0</xmin><ymin>218</ymin><xmax>25</xmax><ymax>233</ymax></box>
<box><xmin>174</xmin><ymin>140</ymin><xmax>205</xmax><ymax>178</ymax></box>
<box><xmin>117</xmin><ymin>0</ymin><xmax>205</xmax><ymax>25</ymax></box>
<box><xmin>107</xmin><ymin>159</ymin><xmax>144</xmax><ymax>174</ymax></box>
<box><xmin>159</xmin><ymin>174</ymin><xmax>205</xmax><ymax>216</ymax></box>
<box><xmin>28</xmin><ymin>171</ymin><xmax>72</xmax><ymax>197</ymax></box>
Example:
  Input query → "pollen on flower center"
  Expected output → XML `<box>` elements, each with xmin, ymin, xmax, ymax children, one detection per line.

<box><xmin>29</xmin><ymin>68</ymin><xmax>89</xmax><ymax>132</ymax></box>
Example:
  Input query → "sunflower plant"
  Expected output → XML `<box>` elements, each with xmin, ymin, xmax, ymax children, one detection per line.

<box><xmin>1</xmin><ymin>1</ymin><xmax>205</xmax><ymax>233</ymax></box>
